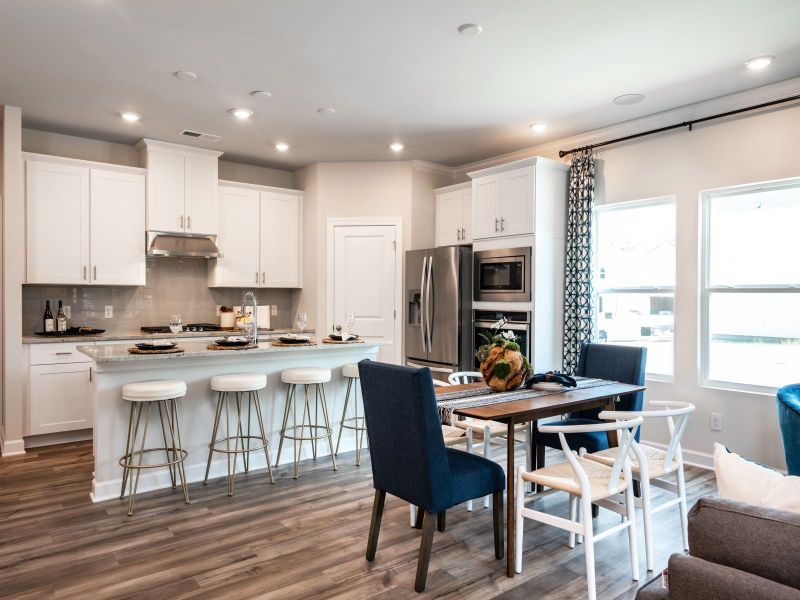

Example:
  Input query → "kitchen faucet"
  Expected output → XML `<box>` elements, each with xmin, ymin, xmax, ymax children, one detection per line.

<box><xmin>242</xmin><ymin>290</ymin><xmax>258</xmax><ymax>344</ymax></box>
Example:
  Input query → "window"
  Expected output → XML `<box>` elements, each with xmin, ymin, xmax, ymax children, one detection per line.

<box><xmin>593</xmin><ymin>198</ymin><xmax>676</xmax><ymax>378</ymax></box>
<box><xmin>701</xmin><ymin>178</ymin><xmax>800</xmax><ymax>391</ymax></box>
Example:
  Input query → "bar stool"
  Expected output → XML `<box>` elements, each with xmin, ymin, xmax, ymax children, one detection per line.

<box><xmin>119</xmin><ymin>379</ymin><xmax>189</xmax><ymax>516</ymax></box>
<box><xmin>203</xmin><ymin>373</ymin><xmax>275</xmax><ymax>496</ymax></box>
<box><xmin>335</xmin><ymin>363</ymin><xmax>368</xmax><ymax>465</ymax></box>
<box><xmin>276</xmin><ymin>367</ymin><xmax>337</xmax><ymax>478</ymax></box>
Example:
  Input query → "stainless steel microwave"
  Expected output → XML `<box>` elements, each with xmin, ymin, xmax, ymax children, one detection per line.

<box><xmin>473</xmin><ymin>246</ymin><xmax>531</xmax><ymax>302</ymax></box>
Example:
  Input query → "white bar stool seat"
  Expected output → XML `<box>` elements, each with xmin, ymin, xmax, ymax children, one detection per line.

<box><xmin>211</xmin><ymin>373</ymin><xmax>267</xmax><ymax>393</ymax></box>
<box><xmin>203</xmin><ymin>372</ymin><xmax>274</xmax><ymax>495</ymax></box>
<box><xmin>119</xmin><ymin>379</ymin><xmax>189</xmax><ymax>516</ymax></box>
<box><xmin>276</xmin><ymin>367</ymin><xmax>336</xmax><ymax>478</ymax></box>
<box><xmin>341</xmin><ymin>363</ymin><xmax>360</xmax><ymax>379</ymax></box>
<box><xmin>281</xmin><ymin>367</ymin><xmax>332</xmax><ymax>385</ymax></box>
<box><xmin>122</xmin><ymin>379</ymin><xmax>187</xmax><ymax>402</ymax></box>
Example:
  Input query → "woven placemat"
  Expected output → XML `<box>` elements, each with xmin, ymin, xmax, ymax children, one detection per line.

<box><xmin>271</xmin><ymin>340</ymin><xmax>318</xmax><ymax>347</ymax></box>
<box><xmin>321</xmin><ymin>337</ymin><xmax>365</xmax><ymax>344</ymax></box>
<box><xmin>206</xmin><ymin>343</ymin><xmax>258</xmax><ymax>351</ymax></box>
<box><xmin>127</xmin><ymin>346</ymin><xmax>184</xmax><ymax>355</ymax></box>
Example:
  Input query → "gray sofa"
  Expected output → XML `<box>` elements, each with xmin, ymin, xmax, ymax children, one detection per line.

<box><xmin>636</xmin><ymin>497</ymin><xmax>800</xmax><ymax>599</ymax></box>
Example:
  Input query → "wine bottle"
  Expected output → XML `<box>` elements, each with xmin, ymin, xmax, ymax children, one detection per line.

<box><xmin>56</xmin><ymin>300</ymin><xmax>67</xmax><ymax>333</ymax></box>
<box><xmin>43</xmin><ymin>300</ymin><xmax>54</xmax><ymax>333</ymax></box>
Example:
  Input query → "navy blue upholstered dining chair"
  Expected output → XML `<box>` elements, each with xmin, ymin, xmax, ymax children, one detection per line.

<box><xmin>777</xmin><ymin>384</ymin><xmax>800</xmax><ymax>476</ymax></box>
<box><xmin>358</xmin><ymin>360</ymin><xmax>505</xmax><ymax>592</ymax></box>
<box><xmin>534</xmin><ymin>343</ymin><xmax>647</xmax><ymax>460</ymax></box>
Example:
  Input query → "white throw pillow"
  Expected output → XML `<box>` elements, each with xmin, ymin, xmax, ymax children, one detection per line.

<box><xmin>714</xmin><ymin>443</ymin><xmax>800</xmax><ymax>513</ymax></box>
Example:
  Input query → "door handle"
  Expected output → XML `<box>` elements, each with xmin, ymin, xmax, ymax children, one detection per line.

<box><xmin>420</xmin><ymin>256</ymin><xmax>428</xmax><ymax>352</ymax></box>
<box><xmin>426</xmin><ymin>255</ymin><xmax>433</xmax><ymax>351</ymax></box>
<box><xmin>406</xmin><ymin>361</ymin><xmax>454</xmax><ymax>374</ymax></box>
<box><xmin>93</xmin><ymin>266</ymin><xmax>97</xmax><ymax>281</ymax></box>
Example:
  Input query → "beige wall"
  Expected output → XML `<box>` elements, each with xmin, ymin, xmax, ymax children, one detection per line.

<box><xmin>22</xmin><ymin>129</ymin><xmax>294</xmax><ymax>188</ymax></box>
<box><xmin>2</xmin><ymin>107</ymin><xmax>25</xmax><ymax>455</ymax></box>
<box><xmin>587</xmin><ymin>105</ymin><xmax>800</xmax><ymax>469</ymax></box>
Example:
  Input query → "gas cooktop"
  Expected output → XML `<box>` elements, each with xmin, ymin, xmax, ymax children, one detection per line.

<box><xmin>140</xmin><ymin>323</ymin><xmax>222</xmax><ymax>334</ymax></box>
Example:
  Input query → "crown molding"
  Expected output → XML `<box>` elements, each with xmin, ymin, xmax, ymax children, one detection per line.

<box><xmin>411</xmin><ymin>159</ymin><xmax>456</xmax><ymax>176</ymax></box>
<box><xmin>453</xmin><ymin>77</ymin><xmax>800</xmax><ymax>175</ymax></box>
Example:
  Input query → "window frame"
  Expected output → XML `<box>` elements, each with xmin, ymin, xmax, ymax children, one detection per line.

<box><xmin>699</xmin><ymin>176</ymin><xmax>800</xmax><ymax>394</ymax></box>
<box><xmin>593</xmin><ymin>195</ymin><xmax>677</xmax><ymax>382</ymax></box>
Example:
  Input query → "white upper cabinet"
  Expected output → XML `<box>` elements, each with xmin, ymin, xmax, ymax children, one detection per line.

<box><xmin>261</xmin><ymin>191</ymin><xmax>301</xmax><ymax>288</ymax></box>
<box><xmin>472</xmin><ymin>174</ymin><xmax>502</xmax><ymax>239</ymax></box>
<box><xmin>212</xmin><ymin>185</ymin><xmax>262</xmax><ymax>287</ymax></box>
<box><xmin>210</xmin><ymin>183</ymin><xmax>303</xmax><ymax>289</ymax></box>
<box><xmin>26</xmin><ymin>157</ymin><xmax>145</xmax><ymax>286</ymax></box>
<box><xmin>26</xmin><ymin>160</ymin><xmax>90</xmax><ymax>284</ymax></box>
<box><xmin>468</xmin><ymin>158</ymin><xmax>568</xmax><ymax>240</ymax></box>
<box><xmin>137</xmin><ymin>139</ymin><xmax>222</xmax><ymax>235</ymax></box>
<box><xmin>434</xmin><ymin>183</ymin><xmax>472</xmax><ymax>247</ymax></box>
<box><xmin>90</xmin><ymin>169</ymin><xmax>145</xmax><ymax>286</ymax></box>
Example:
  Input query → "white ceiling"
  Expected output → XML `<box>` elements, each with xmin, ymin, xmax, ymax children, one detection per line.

<box><xmin>1</xmin><ymin>1</ymin><xmax>799</xmax><ymax>170</ymax></box>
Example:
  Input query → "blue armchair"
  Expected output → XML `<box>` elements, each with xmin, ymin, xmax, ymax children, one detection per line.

<box><xmin>358</xmin><ymin>360</ymin><xmax>505</xmax><ymax>592</ymax></box>
<box><xmin>777</xmin><ymin>384</ymin><xmax>800</xmax><ymax>476</ymax></box>
<box><xmin>535</xmin><ymin>343</ymin><xmax>647</xmax><ymax>458</ymax></box>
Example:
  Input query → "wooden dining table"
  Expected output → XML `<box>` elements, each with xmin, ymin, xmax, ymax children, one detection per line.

<box><xmin>435</xmin><ymin>381</ymin><xmax>646</xmax><ymax>577</ymax></box>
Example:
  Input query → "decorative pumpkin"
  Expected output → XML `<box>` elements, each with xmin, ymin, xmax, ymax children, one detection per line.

<box><xmin>475</xmin><ymin>327</ymin><xmax>533</xmax><ymax>392</ymax></box>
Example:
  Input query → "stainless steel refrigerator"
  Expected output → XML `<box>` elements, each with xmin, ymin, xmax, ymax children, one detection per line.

<box><xmin>405</xmin><ymin>246</ymin><xmax>473</xmax><ymax>382</ymax></box>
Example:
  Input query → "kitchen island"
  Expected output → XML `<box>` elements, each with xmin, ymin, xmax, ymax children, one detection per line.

<box><xmin>78</xmin><ymin>339</ymin><xmax>387</xmax><ymax>502</ymax></box>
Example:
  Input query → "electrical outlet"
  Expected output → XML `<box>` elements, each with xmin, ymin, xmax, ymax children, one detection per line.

<box><xmin>271</xmin><ymin>305</ymin><xmax>278</xmax><ymax>316</ymax></box>
<box><xmin>64</xmin><ymin>306</ymin><xmax>71</xmax><ymax>319</ymax></box>
<box><xmin>710</xmin><ymin>412</ymin><xmax>722</xmax><ymax>432</ymax></box>
<box><xmin>104</xmin><ymin>305</ymin><xmax>113</xmax><ymax>319</ymax></box>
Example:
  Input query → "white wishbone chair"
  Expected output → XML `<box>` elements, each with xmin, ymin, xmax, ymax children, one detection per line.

<box><xmin>447</xmin><ymin>371</ymin><xmax>533</xmax><ymax>508</ymax></box>
<box><xmin>515</xmin><ymin>416</ymin><xmax>643</xmax><ymax>600</ymax></box>
<box><xmin>585</xmin><ymin>401</ymin><xmax>695</xmax><ymax>571</ymax></box>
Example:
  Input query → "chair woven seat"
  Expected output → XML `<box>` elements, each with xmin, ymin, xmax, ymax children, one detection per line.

<box><xmin>587</xmin><ymin>443</ymin><xmax>673</xmax><ymax>478</ymax></box>
<box><xmin>520</xmin><ymin>456</ymin><xmax>630</xmax><ymax>501</ymax></box>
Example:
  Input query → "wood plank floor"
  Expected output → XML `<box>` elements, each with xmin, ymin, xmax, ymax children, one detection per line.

<box><xmin>0</xmin><ymin>441</ymin><xmax>716</xmax><ymax>599</ymax></box>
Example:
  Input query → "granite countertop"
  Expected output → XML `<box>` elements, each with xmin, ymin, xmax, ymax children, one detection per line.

<box><xmin>77</xmin><ymin>339</ymin><xmax>388</xmax><ymax>363</ymax></box>
<box><xmin>22</xmin><ymin>328</ymin><xmax>314</xmax><ymax>344</ymax></box>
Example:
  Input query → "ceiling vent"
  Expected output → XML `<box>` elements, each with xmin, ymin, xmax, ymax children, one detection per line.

<box><xmin>179</xmin><ymin>129</ymin><xmax>222</xmax><ymax>142</ymax></box>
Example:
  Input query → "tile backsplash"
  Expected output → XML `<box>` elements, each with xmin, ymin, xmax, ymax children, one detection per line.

<box><xmin>23</xmin><ymin>258</ymin><xmax>297</xmax><ymax>334</ymax></box>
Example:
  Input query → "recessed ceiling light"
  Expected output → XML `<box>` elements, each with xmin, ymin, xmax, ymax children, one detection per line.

<box><xmin>529</xmin><ymin>123</ymin><xmax>547</xmax><ymax>133</ymax></box>
<box><xmin>317</xmin><ymin>107</ymin><xmax>336</xmax><ymax>115</ymax></box>
<box><xmin>251</xmin><ymin>90</ymin><xmax>272</xmax><ymax>99</ymax></box>
<box><xmin>390</xmin><ymin>142</ymin><xmax>404</xmax><ymax>152</ymax></box>
<box><xmin>275</xmin><ymin>142</ymin><xmax>289</xmax><ymax>152</ymax></box>
<box><xmin>457</xmin><ymin>23</ymin><xmax>483</xmax><ymax>36</ymax></box>
<box><xmin>120</xmin><ymin>112</ymin><xmax>141</xmax><ymax>122</ymax></box>
<box><xmin>174</xmin><ymin>70</ymin><xmax>198</xmax><ymax>81</ymax></box>
<box><xmin>613</xmin><ymin>93</ymin><xmax>645</xmax><ymax>106</ymax></box>
<box><xmin>745</xmin><ymin>55</ymin><xmax>774</xmax><ymax>70</ymax></box>
<box><xmin>230</xmin><ymin>108</ymin><xmax>253</xmax><ymax>120</ymax></box>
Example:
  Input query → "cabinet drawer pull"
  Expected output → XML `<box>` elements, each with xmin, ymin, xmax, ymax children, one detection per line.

<box><xmin>500</xmin><ymin>217</ymin><xmax>505</xmax><ymax>231</ymax></box>
<box><xmin>461</xmin><ymin>227</ymin><xmax>466</xmax><ymax>239</ymax></box>
<box><xmin>262</xmin><ymin>272</ymin><xmax>266</xmax><ymax>284</ymax></box>
<box><xmin>180</xmin><ymin>215</ymin><xmax>184</xmax><ymax>229</ymax></box>
<box><xmin>256</xmin><ymin>271</ymin><xmax>259</xmax><ymax>284</ymax></box>
<box><xmin>494</xmin><ymin>218</ymin><xmax>500</xmax><ymax>232</ymax></box>
<box><xmin>55</xmin><ymin>352</ymin><xmax>73</xmax><ymax>356</ymax></box>
<box><xmin>456</xmin><ymin>228</ymin><xmax>461</xmax><ymax>241</ymax></box>
<box><xmin>187</xmin><ymin>215</ymin><xmax>191</xmax><ymax>230</ymax></box>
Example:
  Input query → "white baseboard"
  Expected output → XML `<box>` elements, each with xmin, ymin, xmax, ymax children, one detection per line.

<box><xmin>24</xmin><ymin>429</ymin><xmax>92</xmax><ymax>449</ymax></box>
<box><xmin>0</xmin><ymin>426</ymin><xmax>26</xmax><ymax>457</ymax></box>
<box><xmin>641</xmin><ymin>438</ymin><xmax>714</xmax><ymax>470</ymax></box>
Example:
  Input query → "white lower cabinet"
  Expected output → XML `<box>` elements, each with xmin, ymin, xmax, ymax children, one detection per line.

<box><xmin>27</xmin><ymin>344</ymin><xmax>93</xmax><ymax>436</ymax></box>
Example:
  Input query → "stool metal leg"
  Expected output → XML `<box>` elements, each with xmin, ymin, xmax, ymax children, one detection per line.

<box><xmin>318</xmin><ymin>383</ymin><xmax>338</xmax><ymax>471</ymax></box>
<box><xmin>120</xmin><ymin>401</ymin><xmax>137</xmax><ymax>499</ymax></box>
<box><xmin>335</xmin><ymin>378</ymin><xmax>353</xmax><ymax>457</ymax></box>
<box><xmin>170</xmin><ymin>398</ymin><xmax>190</xmax><ymax>505</ymax></box>
<box><xmin>295</xmin><ymin>384</ymin><xmax>312</xmax><ymax>478</ymax></box>
<box><xmin>275</xmin><ymin>384</ymin><xmax>295</xmax><ymax>468</ymax></box>
<box><xmin>252</xmin><ymin>390</ymin><xmax>275</xmax><ymax>484</ymax></box>
<box><xmin>157</xmin><ymin>401</ymin><xmax>177</xmax><ymax>488</ymax></box>
<box><xmin>128</xmin><ymin>402</ymin><xmax>152</xmax><ymax>516</ymax></box>
<box><xmin>229</xmin><ymin>392</ymin><xmax>244</xmax><ymax>496</ymax></box>
<box><xmin>312</xmin><ymin>385</ymin><xmax>319</xmax><ymax>460</ymax></box>
<box><xmin>244</xmin><ymin>393</ymin><xmax>252</xmax><ymax>474</ymax></box>
<box><xmin>203</xmin><ymin>392</ymin><xmax>225</xmax><ymax>485</ymax></box>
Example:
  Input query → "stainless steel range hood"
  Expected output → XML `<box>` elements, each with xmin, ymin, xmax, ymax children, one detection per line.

<box><xmin>146</xmin><ymin>231</ymin><xmax>223</xmax><ymax>258</ymax></box>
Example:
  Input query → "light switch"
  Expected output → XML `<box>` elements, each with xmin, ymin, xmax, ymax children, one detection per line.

<box><xmin>104</xmin><ymin>305</ymin><xmax>113</xmax><ymax>319</ymax></box>
<box><xmin>271</xmin><ymin>306</ymin><xmax>278</xmax><ymax>316</ymax></box>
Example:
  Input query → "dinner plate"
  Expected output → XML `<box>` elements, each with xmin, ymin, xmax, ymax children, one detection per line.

<box><xmin>278</xmin><ymin>334</ymin><xmax>311</xmax><ymax>344</ymax></box>
<box><xmin>328</xmin><ymin>333</ymin><xmax>359</xmax><ymax>341</ymax></box>
<box><xmin>214</xmin><ymin>337</ymin><xmax>251</xmax><ymax>347</ymax></box>
<box><xmin>135</xmin><ymin>340</ymin><xmax>177</xmax><ymax>350</ymax></box>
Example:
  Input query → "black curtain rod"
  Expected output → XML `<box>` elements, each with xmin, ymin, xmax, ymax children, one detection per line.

<box><xmin>558</xmin><ymin>93</ymin><xmax>800</xmax><ymax>158</ymax></box>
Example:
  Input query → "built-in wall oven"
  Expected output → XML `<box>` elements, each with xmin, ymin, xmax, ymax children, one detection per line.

<box><xmin>473</xmin><ymin>310</ymin><xmax>532</xmax><ymax>368</ymax></box>
<box><xmin>473</xmin><ymin>246</ymin><xmax>532</xmax><ymax>302</ymax></box>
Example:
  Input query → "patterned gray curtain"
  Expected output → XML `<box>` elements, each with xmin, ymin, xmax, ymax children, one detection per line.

<box><xmin>562</xmin><ymin>150</ymin><xmax>596</xmax><ymax>374</ymax></box>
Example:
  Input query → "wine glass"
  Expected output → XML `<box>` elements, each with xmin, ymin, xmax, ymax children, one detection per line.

<box><xmin>345</xmin><ymin>311</ymin><xmax>355</xmax><ymax>335</ymax></box>
<box><xmin>296</xmin><ymin>312</ymin><xmax>308</xmax><ymax>335</ymax></box>
<box><xmin>169</xmin><ymin>314</ymin><xmax>182</xmax><ymax>334</ymax></box>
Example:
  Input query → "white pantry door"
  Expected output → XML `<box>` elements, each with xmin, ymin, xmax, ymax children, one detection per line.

<box><xmin>333</xmin><ymin>225</ymin><xmax>397</xmax><ymax>363</ymax></box>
